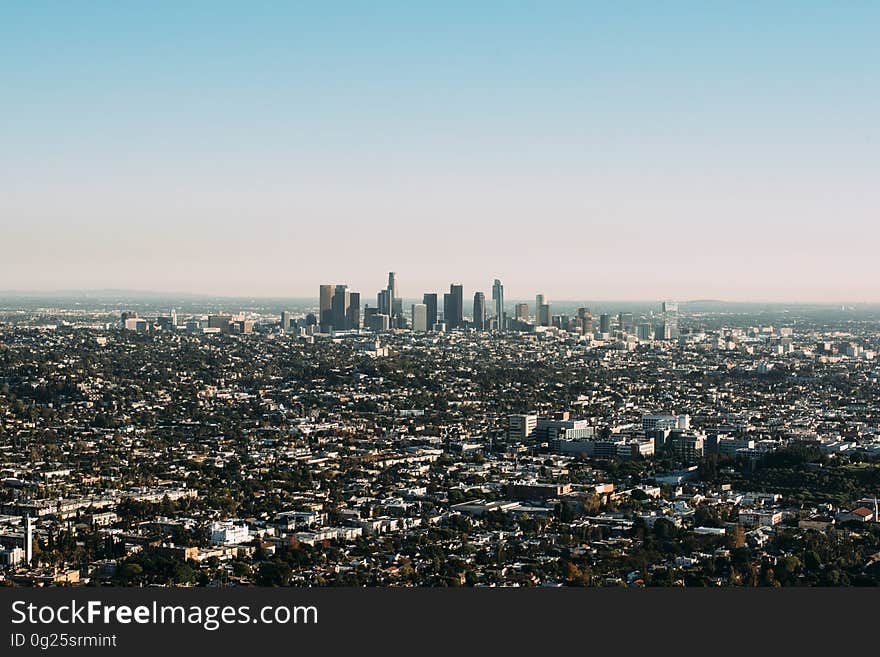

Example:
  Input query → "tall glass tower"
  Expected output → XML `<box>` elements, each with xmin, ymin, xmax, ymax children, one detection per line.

<box><xmin>492</xmin><ymin>279</ymin><xmax>504</xmax><ymax>330</ymax></box>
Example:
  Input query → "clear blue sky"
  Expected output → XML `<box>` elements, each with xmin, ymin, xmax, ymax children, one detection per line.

<box><xmin>2</xmin><ymin>2</ymin><xmax>878</xmax><ymax>301</ymax></box>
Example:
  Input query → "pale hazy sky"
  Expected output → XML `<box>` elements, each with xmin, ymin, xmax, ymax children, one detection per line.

<box><xmin>2</xmin><ymin>3</ymin><xmax>878</xmax><ymax>302</ymax></box>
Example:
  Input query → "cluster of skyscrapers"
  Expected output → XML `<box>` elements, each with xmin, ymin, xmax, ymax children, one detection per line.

<box><xmin>318</xmin><ymin>284</ymin><xmax>362</xmax><ymax>332</ymax></box>
<box><xmin>318</xmin><ymin>274</ymin><xmax>508</xmax><ymax>334</ymax></box>
<box><xmin>311</xmin><ymin>273</ymin><xmax>679</xmax><ymax>339</ymax></box>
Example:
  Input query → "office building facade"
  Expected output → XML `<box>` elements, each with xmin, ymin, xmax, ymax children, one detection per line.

<box><xmin>473</xmin><ymin>292</ymin><xmax>486</xmax><ymax>330</ymax></box>
<box><xmin>444</xmin><ymin>284</ymin><xmax>463</xmax><ymax>329</ymax></box>
<box><xmin>492</xmin><ymin>279</ymin><xmax>505</xmax><ymax>330</ymax></box>
<box><xmin>423</xmin><ymin>293</ymin><xmax>438</xmax><ymax>331</ymax></box>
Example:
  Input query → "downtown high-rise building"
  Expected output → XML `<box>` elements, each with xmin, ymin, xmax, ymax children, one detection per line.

<box><xmin>370</xmin><ymin>313</ymin><xmax>390</xmax><ymax>332</ymax></box>
<box><xmin>320</xmin><ymin>284</ymin><xmax>361</xmax><ymax>331</ymax></box>
<box><xmin>599</xmin><ymin>313</ymin><xmax>611</xmax><ymax>334</ymax></box>
<box><xmin>388</xmin><ymin>271</ymin><xmax>403</xmax><ymax>324</ymax></box>
<box><xmin>377</xmin><ymin>272</ymin><xmax>404</xmax><ymax>328</ymax></box>
<box><xmin>535</xmin><ymin>293</ymin><xmax>550</xmax><ymax>326</ymax></box>
<box><xmin>491</xmin><ymin>279</ymin><xmax>505</xmax><ymax>330</ymax></box>
<box><xmin>539</xmin><ymin>304</ymin><xmax>551</xmax><ymax>327</ymax></box>
<box><xmin>364</xmin><ymin>305</ymin><xmax>378</xmax><ymax>330</ymax></box>
<box><xmin>655</xmin><ymin>322</ymin><xmax>672</xmax><ymax>340</ymax></box>
<box><xmin>515</xmin><ymin>303</ymin><xmax>529</xmax><ymax>323</ymax></box>
<box><xmin>319</xmin><ymin>284</ymin><xmax>334</xmax><ymax>331</ymax></box>
<box><xmin>411</xmin><ymin>303</ymin><xmax>427</xmax><ymax>332</ymax></box>
<box><xmin>388</xmin><ymin>271</ymin><xmax>398</xmax><ymax>306</ymax></box>
<box><xmin>422</xmin><ymin>293</ymin><xmax>438</xmax><ymax>331</ymax></box>
<box><xmin>377</xmin><ymin>289</ymin><xmax>391</xmax><ymax>316</ymax></box>
<box><xmin>472</xmin><ymin>292</ymin><xmax>486</xmax><ymax>330</ymax></box>
<box><xmin>348</xmin><ymin>292</ymin><xmax>361</xmax><ymax>330</ymax></box>
<box><xmin>444</xmin><ymin>284</ymin><xmax>463</xmax><ymax>329</ymax></box>
<box><xmin>662</xmin><ymin>300</ymin><xmax>679</xmax><ymax>339</ymax></box>
<box><xmin>331</xmin><ymin>284</ymin><xmax>350</xmax><ymax>330</ymax></box>
<box><xmin>577</xmin><ymin>307</ymin><xmax>593</xmax><ymax>335</ymax></box>
<box><xmin>533</xmin><ymin>293</ymin><xmax>550</xmax><ymax>327</ymax></box>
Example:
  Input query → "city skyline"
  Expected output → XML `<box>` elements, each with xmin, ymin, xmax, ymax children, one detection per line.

<box><xmin>3</xmin><ymin>4</ymin><xmax>879</xmax><ymax>302</ymax></box>
<box><xmin>1</xmin><ymin>280</ymin><xmax>878</xmax><ymax>307</ymax></box>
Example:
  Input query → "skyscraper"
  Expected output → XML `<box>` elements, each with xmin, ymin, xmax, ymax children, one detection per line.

<box><xmin>538</xmin><ymin>303</ymin><xmax>551</xmax><ymax>327</ymax></box>
<box><xmin>662</xmin><ymin>300</ymin><xmax>679</xmax><ymax>338</ymax></box>
<box><xmin>319</xmin><ymin>284</ymin><xmax>334</xmax><ymax>331</ymax></box>
<box><xmin>388</xmin><ymin>271</ymin><xmax>398</xmax><ymax>304</ymax></box>
<box><xmin>422</xmin><ymin>293</ymin><xmax>438</xmax><ymax>331</ymax></box>
<box><xmin>370</xmin><ymin>313</ymin><xmax>390</xmax><ymax>332</ymax></box>
<box><xmin>515</xmin><ymin>303</ymin><xmax>529</xmax><ymax>323</ymax></box>
<box><xmin>534</xmin><ymin>293</ymin><xmax>551</xmax><ymax>326</ymax></box>
<box><xmin>377</xmin><ymin>289</ymin><xmax>390</xmax><ymax>316</ymax></box>
<box><xmin>363</xmin><ymin>305</ymin><xmax>378</xmax><ymax>330</ymax></box>
<box><xmin>577</xmin><ymin>307</ymin><xmax>593</xmax><ymax>334</ymax></box>
<box><xmin>376</xmin><ymin>272</ymin><xmax>403</xmax><ymax>328</ymax></box>
<box><xmin>473</xmin><ymin>292</ymin><xmax>486</xmax><ymax>330</ymax></box>
<box><xmin>347</xmin><ymin>292</ymin><xmax>361</xmax><ymax>330</ymax></box>
<box><xmin>387</xmin><ymin>272</ymin><xmax>402</xmax><ymax>325</ymax></box>
<box><xmin>599</xmin><ymin>313</ymin><xmax>611</xmax><ymax>333</ymax></box>
<box><xmin>331</xmin><ymin>284</ymin><xmax>350</xmax><ymax>330</ymax></box>
<box><xmin>444</xmin><ymin>284</ymin><xmax>463</xmax><ymax>329</ymax></box>
<box><xmin>655</xmin><ymin>322</ymin><xmax>672</xmax><ymax>340</ymax></box>
<box><xmin>491</xmin><ymin>279</ymin><xmax>505</xmax><ymax>331</ymax></box>
<box><xmin>412</xmin><ymin>303</ymin><xmax>427</xmax><ymax>332</ymax></box>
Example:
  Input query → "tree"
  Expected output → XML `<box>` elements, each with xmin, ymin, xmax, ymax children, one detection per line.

<box><xmin>631</xmin><ymin>488</ymin><xmax>649</xmax><ymax>502</ymax></box>
<box><xmin>256</xmin><ymin>560</ymin><xmax>292</xmax><ymax>587</ymax></box>
<box><xmin>231</xmin><ymin>561</ymin><xmax>252</xmax><ymax>578</ymax></box>
<box><xmin>581</xmin><ymin>493</ymin><xmax>601</xmax><ymax>515</ymax></box>
<box><xmin>728</xmin><ymin>524</ymin><xmax>746</xmax><ymax>549</ymax></box>
<box><xmin>119</xmin><ymin>562</ymin><xmax>144</xmax><ymax>583</ymax></box>
<box><xmin>653</xmin><ymin>518</ymin><xmax>677</xmax><ymax>541</ymax></box>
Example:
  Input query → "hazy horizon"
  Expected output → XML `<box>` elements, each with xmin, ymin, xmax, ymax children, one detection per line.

<box><xmin>3</xmin><ymin>4</ymin><xmax>878</xmax><ymax>302</ymax></box>
<box><xmin>0</xmin><ymin>287</ymin><xmax>877</xmax><ymax>308</ymax></box>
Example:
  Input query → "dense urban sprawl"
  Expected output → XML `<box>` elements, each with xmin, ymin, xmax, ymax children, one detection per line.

<box><xmin>1</xmin><ymin>285</ymin><xmax>879</xmax><ymax>587</ymax></box>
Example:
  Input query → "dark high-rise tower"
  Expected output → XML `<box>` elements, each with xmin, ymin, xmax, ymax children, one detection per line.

<box><xmin>423</xmin><ymin>293</ymin><xmax>438</xmax><ymax>330</ymax></box>
<box><xmin>387</xmin><ymin>271</ymin><xmax>398</xmax><ymax>303</ymax></box>
<box><xmin>577</xmin><ymin>307</ymin><xmax>593</xmax><ymax>335</ymax></box>
<box><xmin>377</xmin><ymin>272</ymin><xmax>402</xmax><ymax>327</ymax></box>
<box><xmin>535</xmin><ymin>293</ymin><xmax>551</xmax><ymax>326</ymax></box>
<box><xmin>534</xmin><ymin>293</ymin><xmax>550</xmax><ymax>327</ymax></box>
<box><xmin>444</xmin><ymin>284</ymin><xmax>463</xmax><ymax>329</ymax></box>
<box><xmin>473</xmin><ymin>292</ymin><xmax>486</xmax><ymax>330</ymax></box>
<box><xmin>331</xmin><ymin>285</ymin><xmax>350</xmax><ymax>330</ymax></box>
<box><xmin>492</xmin><ymin>278</ymin><xmax>504</xmax><ymax>331</ymax></box>
<box><xmin>377</xmin><ymin>289</ymin><xmax>390</xmax><ymax>316</ymax></box>
<box><xmin>319</xmin><ymin>285</ymin><xmax>334</xmax><ymax>331</ymax></box>
<box><xmin>363</xmin><ymin>305</ymin><xmax>378</xmax><ymax>330</ymax></box>
<box><xmin>347</xmin><ymin>292</ymin><xmax>361</xmax><ymax>329</ymax></box>
<box><xmin>539</xmin><ymin>303</ymin><xmax>550</xmax><ymax>327</ymax></box>
<box><xmin>387</xmin><ymin>272</ymin><xmax>402</xmax><ymax>325</ymax></box>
